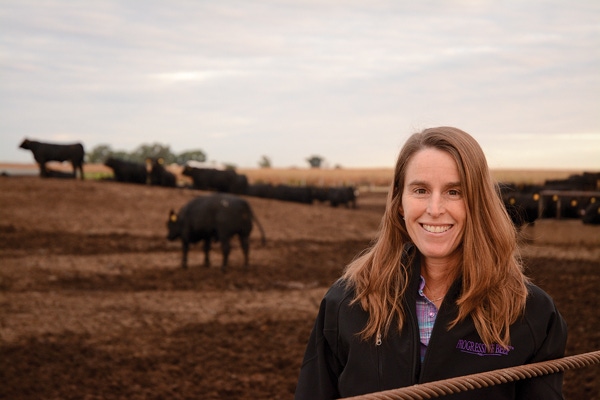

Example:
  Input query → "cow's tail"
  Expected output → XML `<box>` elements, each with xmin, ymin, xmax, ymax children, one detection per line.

<box><xmin>252</xmin><ymin>212</ymin><xmax>266</xmax><ymax>245</ymax></box>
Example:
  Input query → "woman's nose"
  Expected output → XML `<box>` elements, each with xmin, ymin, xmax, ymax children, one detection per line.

<box><xmin>427</xmin><ymin>194</ymin><xmax>445</xmax><ymax>216</ymax></box>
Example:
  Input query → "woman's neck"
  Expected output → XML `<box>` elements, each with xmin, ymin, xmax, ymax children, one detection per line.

<box><xmin>421</xmin><ymin>256</ymin><xmax>459</xmax><ymax>294</ymax></box>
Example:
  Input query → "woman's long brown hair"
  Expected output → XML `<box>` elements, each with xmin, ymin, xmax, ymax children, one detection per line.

<box><xmin>342</xmin><ymin>127</ymin><xmax>528</xmax><ymax>349</ymax></box>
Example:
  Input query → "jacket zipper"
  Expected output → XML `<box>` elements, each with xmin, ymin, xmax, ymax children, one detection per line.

<box><xmin>376</xmin><ymin>330</ymin><xmax>383</xmax><ymax>388</ymax></box>
<box><xmin>405</xmin><ymin>302</ymin><xmax>420</xmax><ymax>383</ymax></box>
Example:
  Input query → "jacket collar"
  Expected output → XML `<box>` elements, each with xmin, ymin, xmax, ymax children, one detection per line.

<box><xmin>404</xmin><ymin>245</ymin><xmax>463</xmax><ymax>306</ymax></box>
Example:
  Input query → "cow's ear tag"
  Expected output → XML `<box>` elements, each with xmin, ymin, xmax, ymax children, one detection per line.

<box><xmin>170</xmin><ymin>214</ymin><xmax>177</xmax><ymax>222</ymax></box>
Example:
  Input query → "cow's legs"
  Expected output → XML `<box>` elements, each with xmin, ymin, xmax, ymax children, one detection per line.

<box><xmin>240</xmin><ymin>235</ymin><xmax>250</xmax><ymax>267</ymax></box>
<box><xmin>220</xmin><ymin>238</ymin><xmax>231</xmax><ymax>273</ymax></box>
<box><xmin>203</xmin><ymin>239</ymin><xmax>211</xmax><ymax>267</ymax></box>
<box><xmin>38</xmin><ymin>162</ymin><xmax>49</xmax><ymax>177</ymax></box>
<box><xmin>72</xmin><ymin>161</ymin><xmax>84</xmax><ymax>180</ymax></box>
<box><xmin>181</xmin><ymin>241</ymin><xmax>189</xmax><ymax>269</ymax></box>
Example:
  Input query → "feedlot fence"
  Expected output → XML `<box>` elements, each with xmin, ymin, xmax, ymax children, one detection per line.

<box><xmin>340</xmin><ymin>350</ymin><xmax>600</xmax><ymax>400</ymax></box>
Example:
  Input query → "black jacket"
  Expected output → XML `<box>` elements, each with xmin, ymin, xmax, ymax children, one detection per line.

<box><xmin>295</xmin><ymin>255</ymin><xmax>567</xmax><ymax>400</ymax></box>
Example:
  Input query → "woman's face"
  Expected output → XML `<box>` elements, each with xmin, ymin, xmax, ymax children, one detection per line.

<box><xmin>400</xmin><ymin>148</ymin><xmax>466</xmax><ymax>267</ymax></box>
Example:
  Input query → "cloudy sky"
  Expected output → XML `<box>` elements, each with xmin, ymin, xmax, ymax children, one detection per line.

<box><xmin>1</xmin><ymin>0</ymin><xmax>599</xmax><ymax>169</ymax></box>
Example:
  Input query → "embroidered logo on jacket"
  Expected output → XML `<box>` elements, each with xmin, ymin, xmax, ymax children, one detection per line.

<box><xmin>456</xmin><ymin>339</ymin><xmax>514</xmax><ymax>356</ymax></box>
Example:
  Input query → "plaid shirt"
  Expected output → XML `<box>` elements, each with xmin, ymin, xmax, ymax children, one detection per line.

<box><xmin>416</xmin><ymin>276</ymin><xmax>439</xmax><ymax>362</ymax></box>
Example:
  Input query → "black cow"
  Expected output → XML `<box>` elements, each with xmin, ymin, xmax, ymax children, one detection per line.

<box><xmin>502</xmin><ymin>191</ymin><xmax>539</xmax><ymax>228</ymax></box>
<box><xmin>310</xmin><ymin>186</ymin><xmax>330</xmax><ymax>204</ymax></box>
<box><xmin>182</xmin><ymin>166</ymin><xmax>238</xmax><ymax>192</ymax></box>
<box><xmin>104</xmin><ymin>157</ymin><xmax>147</xmax><ymax>184</ymax></box>
<box><xmin>247</xmin><ymin>183</ymin><xmax>276</xmax><ymax>198</ymax></box>
<box><xmin>539</xmin><ymin>193</ymin><xmax>587</xmax><ymax>219</ymax></box>
<box><xmin>271</xmin><ymin>184</ymin><xmax>314</xmax><ymax>204</ymax></box>
<box><xmin>229</xmin><ymin>173</ymin><xmax>249</xmax><ymax>195</ymax></box>
<box><xmin>561</xmin><ymin>196</ymin><xmax>584</xmax><ymax>219</ymax></box>
<box><xmin>19</xmin><ymin>139</ymin><xmax>85</xmax><ymax>179</ymax></box>
<box><xmin>582</xmin><ymin>201</ymin><xmax>600</xmax><ymax>225</ymax></box>
<box><xmin>148</xmin><ymin>158</ymin><xmax>176</xmax><ymax>187</ymax></box>
<box><xmin>328</xmin><ymin>186</ymin><xmax>358</xmax><ymax>208</ymax></box>
<box><xmin>167</xmin><ymin>193</ymin><xmax>266</xmax><ymax>271</ymax></box>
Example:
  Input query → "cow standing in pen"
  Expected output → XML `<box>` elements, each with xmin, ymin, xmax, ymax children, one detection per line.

<box><xmin>167</xmin><ymin>193</ymin><xmax>266</xmax><ymax>271</ymax></box>
<box><xmin>104</xmin><ymin>157</ymin><xmax>148</xmax><ymax>184</ymax></box>
<box><xmin>148</xmin><ymin>158</ymin><xmax>177</xmax><ymax>187</ymax></box>
<box><xmin>327</xmin><ymin>186</ymin><xmax>358</xmax><ymax>208</ymax></box>
<box><xmin>19</xmin><ymin>139</ymin><xmax>85</xmax><ymax>179</ymax></box>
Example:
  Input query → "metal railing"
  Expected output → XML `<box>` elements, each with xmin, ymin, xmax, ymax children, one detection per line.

<box><xmin>341</xmin><ymin>350</ymin><xmax>600</xmax><ymax>400</ymax></box>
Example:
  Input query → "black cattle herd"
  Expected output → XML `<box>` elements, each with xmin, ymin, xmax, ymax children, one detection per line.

<box><xmin>500</xmin><ymin>172</ymin><xmax>600</xmax><ymax>226</ymax></box>
<box><xmin>17</xmin><ymin>138</ymin><xmax>358</xmax><ymax>208</ymax></box>
<box><xmin>16</xmin><ymin>138</ymin><xmax>600</xmax><ymax>225</ymax></box>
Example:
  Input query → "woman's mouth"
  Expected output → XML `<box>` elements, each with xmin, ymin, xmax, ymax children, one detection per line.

<box><xmin>422</xmin><ymin>224</ymin><xmax>452</xmax><ymax>233</ymax></box>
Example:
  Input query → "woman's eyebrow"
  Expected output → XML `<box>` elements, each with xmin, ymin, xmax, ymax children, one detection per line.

<box><xmin>406</xmin><ymin>180</ymin><xmax>462</xmax><ymax>188</ymax></box>
<box><xmin>406</xmin><ymin>180</ymin><xmax>428</xmax><ymax>187</ymax></box>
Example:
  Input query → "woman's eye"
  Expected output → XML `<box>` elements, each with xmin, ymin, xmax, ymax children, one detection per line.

<box><xmin>448</xmin><ymin>189</ymin><xmax>461</xmax><ymax>196</ymax></box>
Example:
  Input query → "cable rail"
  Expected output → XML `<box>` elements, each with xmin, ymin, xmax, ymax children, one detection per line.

<box><xmin>341</xmin><ymin>350</ymin><xmax>600</xmax><ymax>400</ymax></box>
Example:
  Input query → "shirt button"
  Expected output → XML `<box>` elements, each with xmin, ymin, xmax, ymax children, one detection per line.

<box><xmin>429</xmin><ymin>312</ymin><xmax>436</xmax><ymax>318</ymax></box>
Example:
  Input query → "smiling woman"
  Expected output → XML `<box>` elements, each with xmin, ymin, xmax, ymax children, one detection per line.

<box><xmin>294</xmin><ymin>127</ymin><xmax>567</xmax><ymax>400</ymax></box>
<box><xmin>400</xmin><ymin>148</ymin><xmax>466</xmax><ymax>271</ymax></box>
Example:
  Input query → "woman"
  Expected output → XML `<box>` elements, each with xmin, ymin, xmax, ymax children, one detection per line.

<box><xmin>295</xmin><ymin>127</ymin><xmax>567</xmax><ymax>400</ymax></box>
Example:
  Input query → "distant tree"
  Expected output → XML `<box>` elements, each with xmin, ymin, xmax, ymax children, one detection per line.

<box><xmin>258</xmin><ymin>155</ymin><xmax>272</xmax><ymax>168</ymax></box>
<box><xmin>86</xmin><ymin>144</ymin><xmax>113</xmax><ymax>163</ymax></box>
<box><xmin>86</xmin><ymin>142</ymin><xmax>209</xmax><ymax>165</ymax></box>
<box><xmin>110</xmin><ymin>150</ymin><xmax>133</xmax><ymax>161</ymax></box>
<box><xmin>86</xmin><ymin>145</ymin><xmax>137</xmax><ymax>163</ymax></box>
<box><xmin>175</xmin><ymin>150</ymin><xmax>207</xmax><ymax>165</ymax></box>
<box><xmin>130</xmin><ymin>143</ymin><xmax>175</xmax><ymax>163</ymax></box>
<box><xmin>306</xmin><ymin>155</ymin><xmax>325</xmax><ymax>169</ymax></box>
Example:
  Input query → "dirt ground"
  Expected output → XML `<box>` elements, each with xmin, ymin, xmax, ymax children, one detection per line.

<box><xmin>1</xmin><ymin>176</ymin><xmax>598</xmax><ymax>400</ymax></box>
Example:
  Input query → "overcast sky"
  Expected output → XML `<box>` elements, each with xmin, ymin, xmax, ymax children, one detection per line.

<box><xmin>1</xmin><ymin>0</ymin><xmax>599</xmax><ymax>169</ymax></box>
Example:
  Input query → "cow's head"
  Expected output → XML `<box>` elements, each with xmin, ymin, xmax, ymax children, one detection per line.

<box><xmin>182</xmin><ymin>165</ymin><xmax>193</xmax><ymax>176</ymax></box>
<box><xmin>166</xmin><ymin>210</ymin><xmax>182</xmax><ymax>240</ymax></box>
<box><xmin>19</xmin><ymin>139</ymin><xmax>31</xmax><ymax>149</ymax></box>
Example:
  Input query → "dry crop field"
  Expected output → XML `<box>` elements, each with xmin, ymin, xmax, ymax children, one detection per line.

<box><xmin>0</xmin><ymin>167</ymin><xmax>599</xmax><ymax>399</ymax></box>
<box><xmin>238</xmin><ymin>167</ymin><xmax>589</xmax><ymax>188</ymax></box>
<box><xmin>0</xmin><ymin>162</ymin><xmax>588</xmax><ymax>187</ymax></box>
